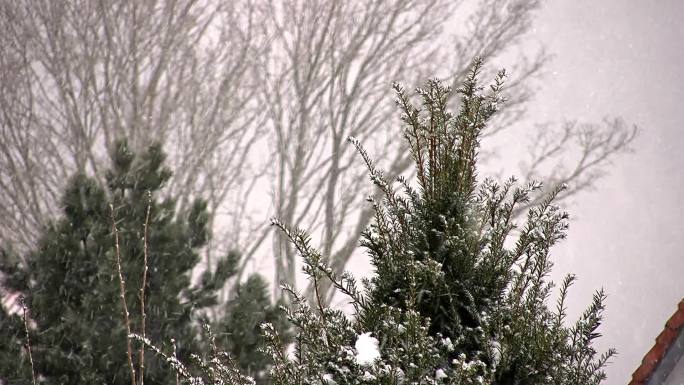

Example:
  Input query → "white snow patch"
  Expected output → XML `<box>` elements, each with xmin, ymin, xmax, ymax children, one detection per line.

<box><xmin>322</xmin><ymin>373</ymin><xmax>337</xmax><ymax>385</ymax></box>
<box><xmin>435</xmin><ymin>368</ymin><xmax>447</xmax><ymax>379</ymax></box>
<box><xmin>441</xmin><ymin>337</ymin><xmax>454</xmax><ymax>351</ymax></box>
<box><xmin>361</xmin><ymin>371</ymin><xmax>376</xmax><ymax>381</ymax></box>
<box><xmin>491</xmin><ymin>340</ymin><xmax>501</xmax><ymax>367</ymax></box>
<box><xmin>355</xmin><ymin>332</ymin><xmax>380</xmax><ymax>365</ymax></box>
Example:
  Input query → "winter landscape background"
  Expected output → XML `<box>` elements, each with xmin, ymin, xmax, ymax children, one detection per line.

<box><xmin>0</xmin><ymin>1</ymin><xmax>682</xmax><ymax>384</ymax></box>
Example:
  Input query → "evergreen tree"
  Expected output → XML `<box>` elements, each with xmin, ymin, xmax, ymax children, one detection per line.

<box><xmin>0</xmin><ymin>140</ymin><xmax>284</xmax><ymax>384</ymax></box>
<box><xmin>215</xmin><ymin>273</ymin><xmax>291</xmax><ymax>383</ymax></box>
<box><xmin>0</xmin><ymin>290</ymin><xmax>32</xmax><ymax>383</ymax></box>
<box><xmin>259</xmin><ymin>59</ymin><xmax>616</xmax><ymax>385</ymax></box>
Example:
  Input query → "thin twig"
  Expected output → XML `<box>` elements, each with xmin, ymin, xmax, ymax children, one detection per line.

<box><xmin>138</xmin><ymin>191</ymin><xmax>151</xmax><ymax>385</ymax></box>
<box><xmin>171</xmin><ymin>338</ymin><xmax>180</xmax><ymax>385</ymax></box>
<box><xmin>20</xmin><ymin>296</ymin><xmax>37</xmax><ymax>385</ymax></box>
<box><xmin>110</xmin><ymin>203</ymin><xmax>138</xmax><ymax>385</ymax></box>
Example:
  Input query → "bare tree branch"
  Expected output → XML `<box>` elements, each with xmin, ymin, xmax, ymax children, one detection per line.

<box><xmin>256</xmin><ymin>0</ymin><xmax>455</xmax><ymax>299</ymax></box>
<box><xmin>516</xmin><ymin>118</ymin><xmax>638</xmax><ymax>213</ymax></box>
<box><xmin>0</xmin><ymin>1</ymin><xmax>264</xmax><ymax>269</ymax></box>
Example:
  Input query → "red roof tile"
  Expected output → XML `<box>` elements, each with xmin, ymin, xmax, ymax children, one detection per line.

<box><xmin>629</xmin><ymin>299</ymin><xmax>684</xmax><ymax>385</ymax></box>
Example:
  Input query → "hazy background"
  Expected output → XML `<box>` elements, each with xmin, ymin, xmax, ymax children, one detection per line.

<box><xmin>520</xmin><ymin>1</ymin><xmax>683</xmax><ymax>384</ymax></box>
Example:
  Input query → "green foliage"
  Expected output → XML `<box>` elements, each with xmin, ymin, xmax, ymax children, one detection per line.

<box><xmin>0</xmin><ymin>140</ymin><xmax>280</xmax><ymax>384</ymax></box>
<box><xmin>215</xmin><ymin>274</ymin><xmax>290</xmax><ymax>383</ymax></box>
<box><xmin>263</xmin><ymin>59</ymin><xmax>615</xmax><ymax>385</ymax></box>
<box><xmin>137</xmin><ymin>262</ymin><xmax>291</xmax><ymax>385</ymax></box>
<box><xmin>0</xmin><ymin>300</ymin><xmax>31</xmax><ymax>383</ymax></box>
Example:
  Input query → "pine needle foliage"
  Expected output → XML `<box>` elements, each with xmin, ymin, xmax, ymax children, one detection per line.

<box><xmin>0</xmin><ymin>140</ymin><xmax>283</xmax><ymax>384</ymax></box>
<box><xmin>215</xmin><ymin>274</ymin><xmax>291</xmax><ymax>383</ymax></box>
<box><xmin>263</xmin><ymin>58</ymin><xmax>616</xmax><ymax>385</ymax></box>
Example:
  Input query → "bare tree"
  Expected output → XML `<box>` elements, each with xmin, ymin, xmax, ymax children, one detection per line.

<box><xmin>252</xmin><ymin>0</ymin><xmax>446</xmax><ymax>298</ymax></box>
<box><xmin>252</xmin><ymin>0</ymin><xmax>636</xmax><ymax>303</ymax></box>
<box><xmin>0</xmin><ymin>0</ymin><xmax>636</xmax><ymax>306</ymax></box>
<box><xmin>0</xmin><ymin>0</ymin><xmax>264</xmax><ymax>265</ymax></box>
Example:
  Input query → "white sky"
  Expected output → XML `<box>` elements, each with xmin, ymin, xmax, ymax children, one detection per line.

<box><xmin>522</xmin><ymin>2</ymin><xmax>684</xmax><ymax>384</ymax></box>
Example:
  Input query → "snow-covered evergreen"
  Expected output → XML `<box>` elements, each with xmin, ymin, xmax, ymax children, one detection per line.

<box><xmin>261</xmin><ymin>59</ymin><xmax>615</xmax><ymax>385</ymax></box>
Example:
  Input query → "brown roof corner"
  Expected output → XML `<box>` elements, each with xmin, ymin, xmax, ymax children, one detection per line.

<box><xmin>629</xmin><ymin>299</ymin><xmax>684</xmax><ymax>385</ymax></box>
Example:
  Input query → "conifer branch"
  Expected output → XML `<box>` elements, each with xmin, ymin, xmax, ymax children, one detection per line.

<box><xmin>110</xmin><ymin>203</ymin><xmax>138</xmax><ymax>385</ymax></box>
<box><xmin>130</xmin><ymin>334</ymin><xmax>192</xmax><ymax>381</ymax></box>
<box><xmin>20</xmin><ymin>296</ymin><xmax>36</xmax><ymax>385</ymax></box>
<box><xmin>270</xmin><ymin>219</ymin><xmax>328</xmax><ymax>326</ymax></box>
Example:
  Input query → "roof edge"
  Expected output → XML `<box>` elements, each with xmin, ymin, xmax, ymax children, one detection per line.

<box><xmin>629</xmin><ymin>299</ymin><xmax>684</xmax><ymax>385</ymax></box>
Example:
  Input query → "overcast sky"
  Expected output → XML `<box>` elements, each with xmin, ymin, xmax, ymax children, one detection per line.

<box><xmin>521</xmin><ymin>1</ymin><xmax>684</xmax><ymax>384</ymax></box>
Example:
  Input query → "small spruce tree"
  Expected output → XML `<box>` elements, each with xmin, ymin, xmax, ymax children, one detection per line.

<box><xmin>0</xmin><ymin>140</ymin><xmax>284</xmax><ymax>384</ymax></box>
<box><xmin>261</xmin><ymin>59</ymin><xmax>616</xmax><ymax>385</ymax></box>
<box><xmin>215</xmin><ymin>274</ymin><xmax>291</xmax><ymax>383</ymax></box>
